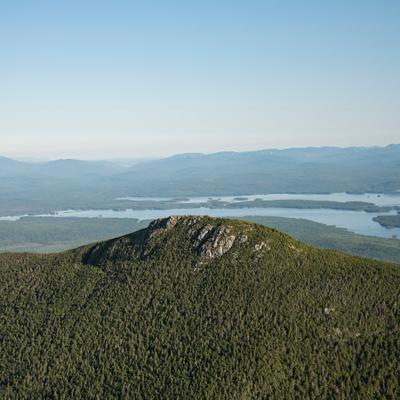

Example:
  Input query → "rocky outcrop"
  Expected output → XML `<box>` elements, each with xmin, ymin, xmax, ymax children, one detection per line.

<box><xmin>147</xmin><ymin>215</ymin><xmax>182</xmax><ymax>231</ymax></box>
<box><xmin>80</xmin><ymin>215</ymin><xmax>274</xmax><ymax>266</ymax></box>
<box><xmin>146</xmin><ymin>216</ymin><xmax>238</xmax><ymax>259</ymax></box>
<box><xmin>194</xmin><ymin>225</ymin><xmax>236</xmax><ymax>259</ymax></box>
<box><xmin>254</xmin><ymin>242</ymin><xmax>269</xmax><ymax>252</ymax></box>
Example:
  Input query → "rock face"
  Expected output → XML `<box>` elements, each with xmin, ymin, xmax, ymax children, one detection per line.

<box><xmin>148</xmin><ymin>216</ymin><xmax>238</xmax><ymax>259</ymax></box>
<box><xmin>147</xmin><ymin>215</ymin><xmax>181</xmax><ymax>231</ymax></box>
<box><xmin>194</xmin><ymin>225</ymin><xmax>236</xmax><ymax>259</ymax></box>
<box><xmin>80</xmin><ymin>215</ymin><xmax>273</xmax><ymax>266</ymax></box>
<box><xmin>143</xmin><ymin>216</ymin><xmax>239</xmax><ymax>259</ymax></box>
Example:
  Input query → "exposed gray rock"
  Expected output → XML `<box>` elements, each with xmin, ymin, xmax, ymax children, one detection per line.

<box><xmin>324</xmin><ymin>307</ymin><xmax>335</xmax><ymax>315</ymax></box>
<box><xmin>196</xmin><ymin>224</ymin><xmax>214</xmax><ymax>242</ymax></box>
<box><xmin>82</xmin><ymin>216</ymin><xmax>267</xmax><ymax>266</ymax></box>
<box><xmin>194</xmin><ymin>225</ymin><xmax>236</xmax><ymax>259</ymax></box>
<box><xmin>148</xmin><ymin>215</ymin><xmax>181</xmax><ymax>231</ymax></box>
<box><xmin>254</xmin><ymin>242</ymin><xmax>270</xmax><ymax>252</ymax></box>
<box><xmin>237</xmin><ymin>234</ymin><xmax>248</xmax><ymax>243</ymax></box>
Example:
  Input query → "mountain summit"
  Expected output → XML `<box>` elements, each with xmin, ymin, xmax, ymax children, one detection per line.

<box><xmin>1</xmin><ymin>217</ymin><xmax>399</xmax><ymax>398</ymax></box>
<box><xmin>79</xmin><ymin>216</ymin><xmax>293</xmax><ymax>267</ymax></box>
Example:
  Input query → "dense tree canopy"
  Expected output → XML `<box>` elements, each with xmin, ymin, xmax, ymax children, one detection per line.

<box><xmin>0</xmin><ymin>217</ymin><xmax>399</xmax><ymax>399</ymax></box>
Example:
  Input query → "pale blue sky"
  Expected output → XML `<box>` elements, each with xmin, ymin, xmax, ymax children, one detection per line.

<box><xmin>1</xmin><ymin>0</ymin><xmax>399</xmax><ymax>159</ymax></box>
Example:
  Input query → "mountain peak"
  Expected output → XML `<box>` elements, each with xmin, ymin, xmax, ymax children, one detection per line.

<box><xmin>79</xmin><ymin>216</ymin><xmax>282</xmax><ymax>266</ymax></box>
<box><xmin>3</xmin><ymin>215</ymin><xmax>399</xmax><ymax>398</ymax></box>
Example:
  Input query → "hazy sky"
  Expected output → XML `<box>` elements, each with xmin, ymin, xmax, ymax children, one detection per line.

<box><xmin>1</xmin><ymin>0</ymin><xmax>399</xmax><ymax>159</ymax></box>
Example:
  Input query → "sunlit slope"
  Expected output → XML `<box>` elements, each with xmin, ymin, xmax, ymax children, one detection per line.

<box><xmin>0</xmin><ymin>216</ymin><xmax>399</xmax><ymax>399</ymax></box>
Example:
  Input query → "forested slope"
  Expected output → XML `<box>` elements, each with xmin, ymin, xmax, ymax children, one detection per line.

<box><xmin>0</xmin><ymin>216</ymin><xmax>399</xmax><ymax>399</ymax></box>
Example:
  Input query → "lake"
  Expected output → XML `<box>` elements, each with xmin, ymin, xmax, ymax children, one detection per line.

<box><xmin>118</xmin><ymin>192</ymin><xmax>400</xmax><ymax>206</ymax></box>
<box><xmin>1</xmin><ymin>193</ymin><xmax>400</xmax><ymax>239</ymax></box>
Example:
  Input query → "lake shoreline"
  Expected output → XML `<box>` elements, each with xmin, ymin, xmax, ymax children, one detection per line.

<box><xmin>1</xmin><ymin>193</ymin><xmax>400</xmax><ymax>239</ymax></box>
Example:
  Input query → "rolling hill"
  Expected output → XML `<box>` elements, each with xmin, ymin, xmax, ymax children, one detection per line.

<box><xmin>1</xmin><ymin>216</ymin><xmax>399</xmax><ymax>398</ymax></box>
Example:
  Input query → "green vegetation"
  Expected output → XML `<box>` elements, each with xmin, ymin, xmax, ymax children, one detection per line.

<box><xmin>1</xmin><ymin>216</ymin><xmax>400</xmax><ymax>264</ymax></box>
<box><xmin>373</xmin><ymin>214</ymin><xmax>400</xmax><ymax>229</ymax></box>
<box><xmin>0</xmin><ymin>216</ymin><xmax>399</xmax><ymax>398</ymax></box>
<box><xmin>225</xmin><ymin>199</ymin><xmax>395</xmax><ymax>212</ymax></box>
<box><xmin>240</xmin><ymin>216</ymin><xmax>400</xmax><ymax>264</ymax></box>
<box><xmin>0</xmin><ymin>217</ymin><xmax>149</xmax><ymax>253</ymax></box>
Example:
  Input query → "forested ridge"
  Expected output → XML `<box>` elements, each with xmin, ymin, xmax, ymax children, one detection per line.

<box><xmin>0</xmin><ymin>216</ymin><xmax>399</xmax><ymax>399</ymax></box>
<box><xmin>374</xmin><ymin>214</ymin><xmax>400</xmax><ymax>229</ymax></box>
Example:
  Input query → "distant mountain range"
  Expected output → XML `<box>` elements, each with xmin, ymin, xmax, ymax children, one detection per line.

<box><xmin>0</xmin><ymin>156</ymin><xmax>122</xmax><ymax>178</ymax></box>
<box><xmin>0</xmin><ymin>145</ymin><xmax>399</xmax><ymax>215</ymax></box>
<box><xmin>111</xmin><ymin>144</ymin><xmax>400</xmax><ymax>195</ymax></box>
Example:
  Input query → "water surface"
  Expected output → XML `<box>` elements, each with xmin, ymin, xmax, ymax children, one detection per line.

<box><xmin>19</xmin><ymin>207</ymin><xmax>400</xmax><ymax>239</ymax></box>
<box><xmin>2</xmin><ymin>193</ymin><xmax>400</xmax><ymax>239</ymax></box>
